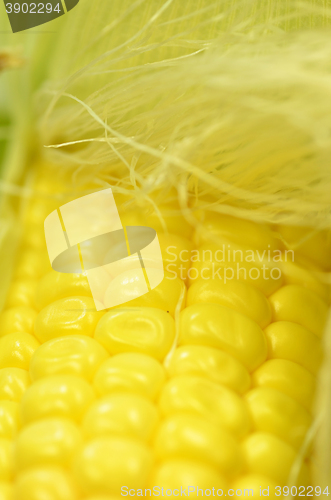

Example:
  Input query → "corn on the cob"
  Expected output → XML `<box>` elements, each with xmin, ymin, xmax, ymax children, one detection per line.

<box><xmin>0</xmin><ymin>166</ymin><xmax>329</xmax><ymax>500</ymax></box>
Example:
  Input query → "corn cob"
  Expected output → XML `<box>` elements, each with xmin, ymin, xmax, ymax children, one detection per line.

<box><xmin>0</xmin><ymin>165</ymin><xmax>329</xmax><ymax>500</ymax></box>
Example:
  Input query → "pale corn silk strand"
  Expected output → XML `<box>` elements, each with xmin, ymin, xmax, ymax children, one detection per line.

<box><xmin>0</xmin><ymin>0</ymin><xmax>331</xmax><ymax>496</ymax></box>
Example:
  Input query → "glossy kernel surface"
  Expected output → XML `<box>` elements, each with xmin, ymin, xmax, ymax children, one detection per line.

<box><xmin>179</xmin><ymin>303</ymin><xmax>267</xmax><ymax>372</ymax></box>
<box><xmin>20</xmin><ymin>375</ymin><xmax>95</xmax><ymax>424</ymax></box>
<box><xmin>159</xmin><ymin>375</ymin><xmax>251</xmax><ymax>438</ymax></box>
<box><xmin>72</xmin><ymin>437</ymin><xmax>153</xmax><ymax>495</ymax></box>
<box><xmin>93</xmin><ymin>353</ymin><xmax>166</xmax><ymax>400</ymax></box>
<box><xmin>30</xmin><ymin>335</ymin><xmax>109</xmax><ymax>382</ymax></box>
<box><xmin>95</xmin><ymin>308</ymin><xmax>176</xmax><ymax>361</ymax></box>
<box><xmin>82</xmin><ymin>393</ymin><xmax>159</xmax><ymax>442</ymax></box>
<box><xmin>34</xmin><ymin>297</ymin><xmax>104</xmax><ymax>343</ymax></box>
<box><xmin>15</xmin><ymin>417</ymin><xmax>82</xmax><ymax>470</ymax></box>
<box><xmin>167</xmin><ymin>345</ymin><xmax>251</xmax><ymax>395</ymax></box>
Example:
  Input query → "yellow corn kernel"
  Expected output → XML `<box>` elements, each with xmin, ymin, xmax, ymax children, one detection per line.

<box><xmin>179</xmin><ymin>303</ymin><xmax>267</xmax><ymax>372</ymax></box>
<box><xmin>0</xmin><ymin>481</ymin><xmax>12</xmax><ymax>500</ymax></box>
<box><xmin>242</xmin><ymin>432</ymin><xmax>309</xmax><ymax>485</ymax></box>
<box><xmin>29</xmin><ymin>335</ymin><xmax>109</xmax><ymax>382</ymax></box>
<box><xmin>269</xmin><ymin>285</ymin><xmax>328</xmax><ymax>338</ymax></box>
<box><xmin>102</xmin><ymin>268</ymin><xmax>159</xmax><ymax>310</ymax></box>
<box><xmin>0</xmin><ymin>333</ymin><xmax>40</xmax><ymax>370</ymax></box>
<box><xmin>194</xmin><ymin>213</ymin><xmax>279</xmax><ymax>251</ymax></box>
<box><xmin>167</xmin><ymin>345</ymin><xmax>250</xmax><ymax>395</ymax></box>
<box><xmin>277</xmin><ymin>225</ymin><xmax>331</xmax><ymax>271</ymax></box>
<box><xmin>5</xmin><ymin>279</ymin><xmax>38</xmax><ymax>309</ymax></box>
<box><xmin>187</xmin><ymin>279</ymin><xmax>272</xmax><ymax>328</ymax></box>
<box><xmin>154</xmin><ymin>413</ymin><xmax>243</xmax><ymax>477</ymax></box>
<box><xmin>82</xmin><ymin>393</ymin><xmax>158</xmax><ymax>442</ymax></box>
<box><xmin>14</xmin><ymin>466</ymin><xmax>78</xmax><ymax>500</ymax></box>
<box><xmin>0</xmin><ymin>306</ymin><xmax>37</xmax><ymax>337</ymax></box>
<box><xmin>93</xmin><ymin>353</ymin><xmax>166</xmax><ymax>401</ymax></box>
<box><xmin>252</xmin><ymin>359</ymin><xmax>315</xmax><ymax>411</ymax></box>
<box><xmin>0</xmin><ymin>440</ymin><xmax>13</xmax><ymax>481</ymax></box>
<box><xmin>158</xmin><ymin>233</ymin><xmax>195</xmax><ymax>282</ymax></box>
<box><xmin>14</xmin><ymin>248</ymin><xmax>51</xmax><ymax>280</ymax></box>
<box><xmin>280</xmin><ymin>258</ymin><xmax>329</xmax><ymax>303</ymax></box>
<box><xmin>109</xmin><ymin>272</ymin><xmax>186</xmax><ymax>318</ymax></box>
<box><xmin>0</xmin><ymin>368</ymin><xmax>30</xmax><ymax>402</ymax></box>
<box><xmin>20</xmin><ymin>375</ymin><xmax>95</xmax><ymax>424</ymax></box>
<box><xmin>0</xmin><ymin>401</ymin><xmax>20</xmax><ymax>439</ymax></box>
<box><xmin>94</xmin><ymin>308</ymin><xmax>175</xmax><ymax>362</ymax></box>
<box><xmin>264</xmin><ymin>321</ymin><xmax>322</xmax><ymax>376</ymax></box>
<box><xmin>187</xmin><ymin>243</ymin><xmax>283</xmax><ymax>296</ymax></box>
<box><xmin>72</xmin><ymin>437</ymin><xmax>153</xmax><ymax>495</ymax></box>
<box><xmin>245</xmin><ymin>388</ymin><xmax>311</xmax><ymax>450</ymax></box>
<box><xmin>231</xmin><ymin>474</ymin><xmax>282</xmax><ymax>500</ymax></box>
<box><xmin>35</xmin><ymin>272</ymin><xmax>93</xmax><ymax>310</ymax></box>
<box><xmin>159</xmin><ymin>375</ymin><xmax>251</xmax><ymax>438</ymax></box>
<box><xmin>15</xmin><ymin>418</ymin><xmax>82</xmax><ymax>471</ymax></box>
<box><xmin>149</xmin><ymin>459</ymin><xmax>227</xmax><ymax>497</ymax></box>
<box><xmin>34</xmin><ymin>297</ymin><xmax>104</xmax><ymax>343</ymax></box>
<box><xmin>121</xmin><ymin>206</ymin><xmax>192</xmax><ymax>239</ymax></box>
